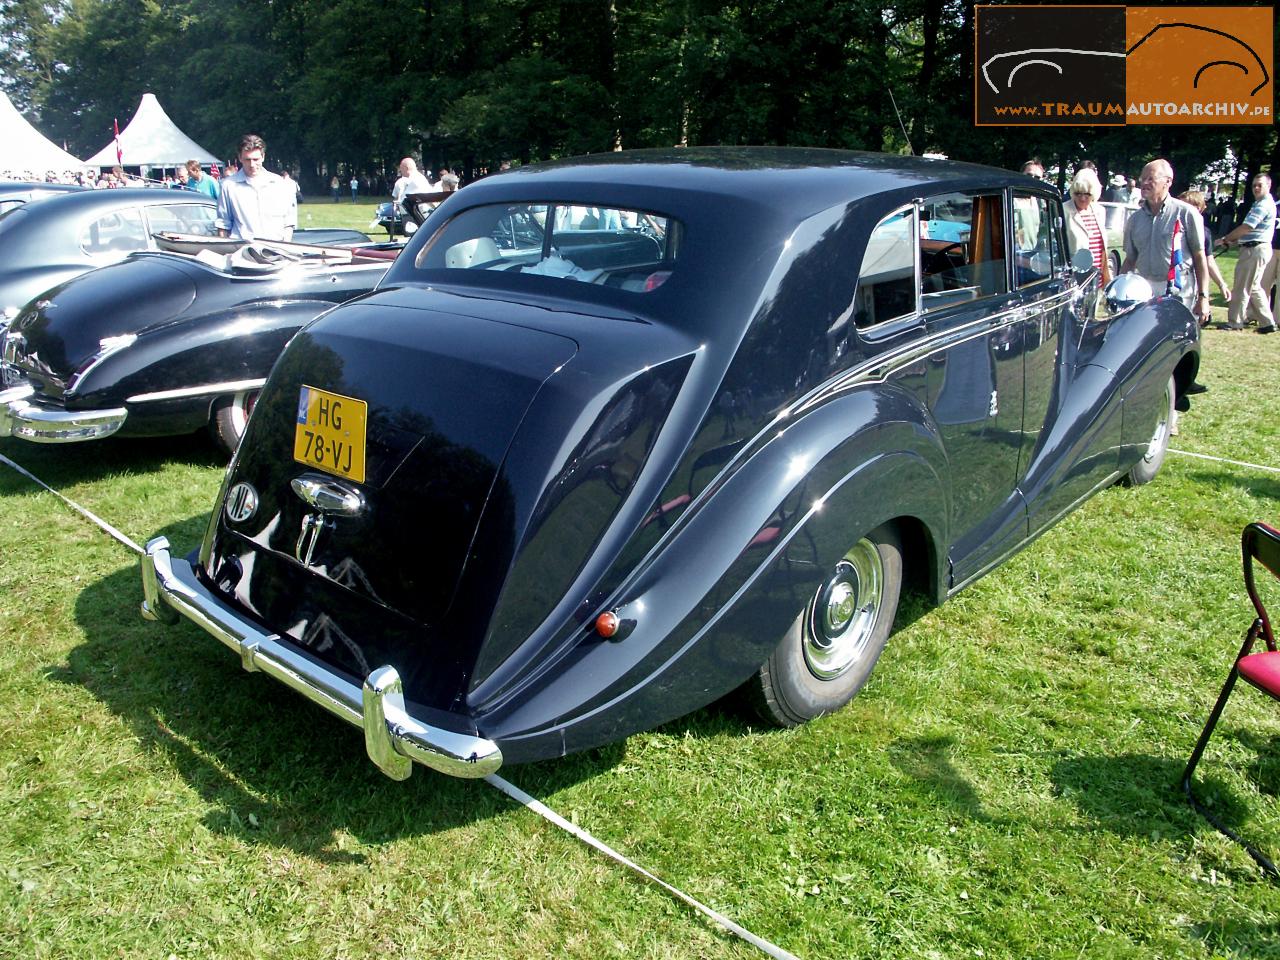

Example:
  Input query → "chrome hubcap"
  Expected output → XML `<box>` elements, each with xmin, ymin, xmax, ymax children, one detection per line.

<box><xmin>804</xmin><ymin>538</ymin><xmax>883</xmax><ymax>680</ymax></box>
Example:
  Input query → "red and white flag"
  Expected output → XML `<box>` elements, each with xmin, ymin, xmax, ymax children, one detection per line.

<box><xmin>113</xmin><ymin>118</ymin><xmax>122</xmax><ymax>165</ymax></box>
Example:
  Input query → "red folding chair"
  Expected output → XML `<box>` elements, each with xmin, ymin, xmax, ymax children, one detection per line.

<box><xmin>1183</xmin><ymin>521</ymin><xmax>1280</xmax><ymax>878</ymax></box>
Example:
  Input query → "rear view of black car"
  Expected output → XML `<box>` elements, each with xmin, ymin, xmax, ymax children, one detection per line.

<box><xmin>141</xmin><ymin>148</ymin><xmax>1199</xmax><ymax>781</ymax></box>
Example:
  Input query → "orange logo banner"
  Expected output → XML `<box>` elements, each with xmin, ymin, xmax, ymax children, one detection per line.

<box><xmin>975</xmin><ymin>5</ymin><xmax>1273</xmax><ymax>126</ymax></box>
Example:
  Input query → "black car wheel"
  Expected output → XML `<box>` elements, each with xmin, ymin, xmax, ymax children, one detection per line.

<box><xmin>1109</xmin><ymin>250</ymin><xmax>1121</xmax><ymax>280</ymax></box>
<box><xmin>211</xmin><ymin>389</ymin><xmax>260</xmax><ymax>457</ymax></box>
<box><xmin>752</xmin><ymin>524</ymin><xmax>902</xmax><ymax>727</ymax></box>
<box><xmin>1122</xmin><ymin>375</ymin><xmax>1174</xmax><ymax>486</ymax></box>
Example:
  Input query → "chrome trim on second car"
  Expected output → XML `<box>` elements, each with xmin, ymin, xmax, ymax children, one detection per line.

<box><xmin>139</xmin><ymin>536</ymin><xmax>502</xmax><ymax>780</ymax></box>
<box><xmin>127</xmin><ymin>378</ymin><xmax>269</xmax><ymax>404</ymax></box>
<box><xmin>0</xmin><ymin>383</ymin><xmax>127</xmax><ymax>442</ymax></box>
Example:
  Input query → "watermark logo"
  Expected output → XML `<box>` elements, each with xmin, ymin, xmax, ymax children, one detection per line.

<box><xmin>975</xmin><ymin>5</ymin><xmax>1273</xmax><ymax>126</ymax></box>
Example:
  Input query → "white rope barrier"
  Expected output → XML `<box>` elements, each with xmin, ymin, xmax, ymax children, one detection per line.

<box><xmin>1</xmin><ymin>451</ymin><xmax>801</xmax><ymax>960</ymax></box>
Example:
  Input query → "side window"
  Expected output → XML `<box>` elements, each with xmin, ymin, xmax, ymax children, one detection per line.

<box><xmin>79</xmin><ymin>207</ymin><xmax>147</xmax><ymax>256</ymax></box>
<box><xmin>919</xmin><ymin>192</ymin><xmax>1008</xmax><ymax>311</ymax></box>
<box><xmin>144</xmin><ymin>203</ymin><xmax>218</xmax><ymax>237</ymax></box>
<box><xmin>854</xmin><ymin>207</ymin><xmax>916</xmax><ymax>329</ymax></box>
<box><xmin>1013</xmin><ymin>192</ymin><xmax>1056</xmax><ymax>287</ymax></box>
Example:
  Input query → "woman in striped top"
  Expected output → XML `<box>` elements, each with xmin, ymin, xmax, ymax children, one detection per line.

<box><xmin>1063</xmin><ymin>167</ymin><xmax>1112</xmax><ymax>285</ymax></box>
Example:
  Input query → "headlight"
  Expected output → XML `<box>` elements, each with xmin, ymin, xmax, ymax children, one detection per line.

<box><xmin>1104</xmin><ymin>274</ymin><xmax>1154</xmax><ymax>315</ymax></box>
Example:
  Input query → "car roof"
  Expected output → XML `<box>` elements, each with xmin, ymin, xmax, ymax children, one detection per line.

<box><xmin>456</xmin><ymin>147</ymin><xmax>1048</xmax><ymax>224</ymax></box>
<box><xmin>14</xmin><ymin>187</ymin><xmax>214</xmax><ymax>222</ymax></box>
<box><xmin>0</xmin><ymin>180</ymin><xmax>85</xmax><ymax>197</ymax></box>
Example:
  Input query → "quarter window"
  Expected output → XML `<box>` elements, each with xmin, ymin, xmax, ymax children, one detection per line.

<box><xmin>919</xmin><ymin>192</ymin><xmax>1008</xmax><ymax>311</ymax></box>
<box><xmin>144</xmin><ymin>203</ymin><xmax>218</xmax><ymax>237</ymax></box>
<box><xmin>79</xmin><ymin>207</ymin><xmax>148</xmax><ymax>256</ymax></box>
<box><xmin>1013</xmin><ymin>193</ymin><xmax>1059</xmax><ymax>287</ymax></box>
<box><xmin>854</xmin><ymin>207</ymin><xmax>916</xmax><ymax>328</ymax></box>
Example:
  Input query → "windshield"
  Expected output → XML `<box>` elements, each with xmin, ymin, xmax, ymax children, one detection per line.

<box><xmin>414</xmin><ymin>202</ymin><xmax>681</xmax><ymax>293</ymax></box>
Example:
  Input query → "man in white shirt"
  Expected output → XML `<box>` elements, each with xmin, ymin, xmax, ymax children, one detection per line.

<box><xmin>216</xmin><ymin>134</ymin><xmax>297</xmax><ymax>242</ymax></box>
<box><xmin>391</xmin><ymin>157</ymin><xmax>432</xmax><ymax>206</ymax></box>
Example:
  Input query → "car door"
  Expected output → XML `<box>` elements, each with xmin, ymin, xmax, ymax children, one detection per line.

<box><xmin>1012</xmin><ymin>189</ymin><xmax>1122</xmax><ymax>534</ymax></box>
<box><xmin>915</xmin><ymin>190</ymin><xmax>1029</xmax><ymax>588</ymax></box>
<box><xmin>854</xmin><ymin>195</ymin><xmax>1027</xmax><ymax>590</ymax></box>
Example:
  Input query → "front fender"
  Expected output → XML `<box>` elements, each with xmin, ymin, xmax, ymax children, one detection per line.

<box><xmin>478</xmin><ymin>382</ymin><xmax>950</xmax><ymax>760</ymax></box>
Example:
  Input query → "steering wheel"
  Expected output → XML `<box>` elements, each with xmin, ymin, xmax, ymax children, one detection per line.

<box><xmin>924</xmin><ymin>241</ymin><xmax>965</xmax><ymax>275</ymax></box>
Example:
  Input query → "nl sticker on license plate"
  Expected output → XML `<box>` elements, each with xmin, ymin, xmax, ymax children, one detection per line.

<box><xmin>293</xmin><ymin>385</ymin><xmax>367</xmax><ymax>484</ymax></box>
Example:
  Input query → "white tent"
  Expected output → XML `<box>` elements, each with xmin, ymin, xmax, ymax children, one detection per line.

<box><xmin>0</xmin><ymin>90</ymin><xmax>88</xmax><ymax>174</ymax></box>
<box><xmin>85</xmin><ymin>93</ymin><xmax>218</xmax><ymax>167</ymax></box>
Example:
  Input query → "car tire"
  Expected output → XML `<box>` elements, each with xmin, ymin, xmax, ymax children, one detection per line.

<box><xmin>751</xmin><ymin>524</ymin><xmax>903</xmax><ymax>727</ymax></box>
<box><xmin>210</xmin><ymin>389</ymin><xmax>260</xmax><ymax>457</ymax></box>
<box><xmin>1122</xmin><ymin>375</ymin><xmax>1174</xmax><ymax>486</ymax></box>
<box><xmin>1109</xmin><ymin>250</ymin><xmax>1121</xmax><ymax>280</ymax></box>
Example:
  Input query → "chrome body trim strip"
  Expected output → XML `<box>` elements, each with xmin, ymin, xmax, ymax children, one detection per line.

<box><xmin>0</xmin><ymin>383</ymin><xmax>127</xmax><ymax>442</ymax></box>
<box><xmin>140</xmin><ymin>536</ymin><xmax>502</xmax><ymax>780</ymax></box>
<box><xmin>126</xmin><ymin>378</ymin><xmax>268</xmax><ymax>404</ymax></box>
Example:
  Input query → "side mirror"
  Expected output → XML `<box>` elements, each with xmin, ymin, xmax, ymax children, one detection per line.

<box><xmin>1103</xmin><ymin>273</ymin><xmax>1154</xmax><ymax>315</ymax></box>
<box><xmin>1071</xmin><ymin>246</ymin><xmax>1095</xmax><ymax>280</ymax></box>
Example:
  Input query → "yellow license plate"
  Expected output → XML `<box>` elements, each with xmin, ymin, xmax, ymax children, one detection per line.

<box><xmin>293</xmin><ymin>385</ymin><xmax>367</xmax><ymax>483</ymax></box>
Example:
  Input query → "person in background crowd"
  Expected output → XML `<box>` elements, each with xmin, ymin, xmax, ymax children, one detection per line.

<box><xmin>1179</xmin><ymin>190</ymin><xmax>1231</xmax><ymax>324</ymax></box>
<box><xmin>1117</xmin><ymin>177</ymin><xmax>1139</xmax><ymax>205</ymax></box>
<box><xmin>439</xmin><ymin>167</ymin><xmax>460</xmax><ymax>192</ymax></box>
<box><xmin>186</xmin><ymin>160</ymin><xmax>219</xmax><ymax>200</ymax></box>
<box><xmin>330</xmin><ymin>175</ymin><xmax>339</xmax><ymax>202</ymax></box>
<box><xmin>1102</xmin><ymin>173</ymin><xmax>1126</xmax><ymax>203</ymax></box>
<box><xmin>392</xmin><ymin>158</ymin><xmax>431</xmax><ymax>203</ymax></box>
<box><xmin>1063</xmin><ymin>168</ymin><xmax>1112</xmax><ymax>285</ymax></box>
<box><xmin>170</xmin><ymin>166</ymin><xmax>189</xmax><ymax>190</ymax></box>
<box><xmin>1216</xmin><ymin>172</ymin><xmax>1276</xmax><ymax>334</ymax></box>
<box><xmin>1120</xmin><ymin>157</ymin><xmax>1211</xmax><ymax>327</ymax></box>
<box><xmin>1215</xmin><ymin>195</ymin><xmax>1236</xmax><ymax>234</ymax></box>
<box><xmin>350</xmin><ymin>174</ymin><xmax>359</xmax><ymax>202</ymax></box>
<box><xmin>282</xmin><ymin>169</ymin><xmax>302</xmax><ymax>203</ymax></box>
<box><xmin>215</xmin><ymin>133</ymin><xmax>296</xmax><ymax>242</ymax></box>
<box><xmin>1021</xmin><ymin>159</ymin><xmax>1046</xmax><ymax>181</ymax></box>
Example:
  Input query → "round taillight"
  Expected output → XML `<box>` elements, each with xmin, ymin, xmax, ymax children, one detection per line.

<box><xmin>595</xmin><ymin>611</ymin><xmax>620</xmax><ymax>638</ymax></box>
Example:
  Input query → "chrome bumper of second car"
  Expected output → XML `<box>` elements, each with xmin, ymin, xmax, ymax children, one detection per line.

<box><xmin>139</xmin><ymin>536</ymin><xmax>503</xmax><ymax>781</ymax></box>
<box><xmin>0</xmin><ymin>383</ymin><xmax>128</xmax><ymax>443</ymax></box>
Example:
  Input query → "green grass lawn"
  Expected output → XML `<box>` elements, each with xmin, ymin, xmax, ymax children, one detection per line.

<box><xmin>1</xmin><ymin>270</ymin><xmax>1278</xmax><ymax>958</ymax></box>
<box><xmin>296</xmin><ymin>198</ymin><xmax>390</xmax><ymax>238</ymax></box>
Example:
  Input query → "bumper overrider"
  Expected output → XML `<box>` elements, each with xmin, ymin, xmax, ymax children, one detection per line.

<box><xmin>139</xmin><ymin>536</ymin><xmax>502</xmax><ymax>780</ymax></box>
<box><xmin>0</xmin><ymin>383</ymin><xmax>127</xmax><ymax>443</ymax></box>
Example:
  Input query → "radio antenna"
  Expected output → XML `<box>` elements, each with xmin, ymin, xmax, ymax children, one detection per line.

<box><xmin>888</xmin><ymin>87</ymin><xmax>915</xmax><ymax>156</ymax></box>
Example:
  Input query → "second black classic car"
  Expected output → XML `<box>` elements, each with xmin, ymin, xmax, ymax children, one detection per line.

<box><xmin>0</xmin><ymin>237</ymin><xmax>399</xmax><ymax>453</ymax></box>
<box><xmin>140</xmin><ymin>149</ymin><xmax>1199</xmax><ymax>780</ymax></box>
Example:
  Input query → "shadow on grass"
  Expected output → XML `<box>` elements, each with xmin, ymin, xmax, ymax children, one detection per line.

<box><xmin>1184</xmin><ymin>468</ymin><xmax>1280</xmax><ymax>502</ymax></box>
<box><xmin>1052</xmin><ymin>749</ymin><xmax>1280</xmax><ymax>873</ymax></box>
<box><xmin>52</xmin><ymin>517</ymin><xmax>625</xmax><ymax>863</ymax></box>
<box><xmin>0</xmin><ymin>431</ymin><xmax>224</xmax><ymax>494</ymax></box>
<box><xmin>889</xmin><ymin>734</ymin><xmax>1000</xmax><ymax>823</ymax></box>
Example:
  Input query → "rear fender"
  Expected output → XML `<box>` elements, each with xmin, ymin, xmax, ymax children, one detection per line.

<box><xmin>479</xmin><ymin>382</ymin><xmax>949</xmax><ymax>757</ymax></box>
<box><xmin>71</xmin><ymin>300</ymin><xmax>333</xmax><ymax>411</ymax></box>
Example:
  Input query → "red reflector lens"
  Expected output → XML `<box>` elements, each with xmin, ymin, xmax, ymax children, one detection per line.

<box><xmin>643</xmin><ymin>270</ymin><xmax>672</xmax><ymax>292</ymax></box>
<box><xmin>595</xmin><ymin>611</ymin><xmax>620</xmax><ymax>638</ymax></box>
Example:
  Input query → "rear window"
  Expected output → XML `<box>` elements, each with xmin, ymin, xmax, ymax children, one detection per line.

<box><xmin>415</xmin><ymin>202</ymin><xmax>682</xmax><ymax>293</ymax></box>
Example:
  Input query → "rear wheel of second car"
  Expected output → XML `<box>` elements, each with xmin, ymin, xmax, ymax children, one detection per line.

<box><xmin>210</xmin><ymin>389</ymin><xmax>260</xmax><ymax>457</ymax></box>
<box><xmin>751</xmin><ymin>524</ymin><xmax>903</xmax><ymax>728</ymax></box>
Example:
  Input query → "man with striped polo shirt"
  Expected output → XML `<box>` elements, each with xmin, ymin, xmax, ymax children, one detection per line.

<box><xmin>1216</xmin><ymin>173</ymin><xmax>1276</xmax><ymax>334</ymax></box>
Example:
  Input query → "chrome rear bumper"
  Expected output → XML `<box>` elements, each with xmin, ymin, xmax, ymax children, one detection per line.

<box><xmin>139</xmin><ymin>536</ymin><xmax>502</xmax><ymax>780</ymax></box>
<box><xmin>0</xmin><ymin>383</ymin><xmax>127</xmax><ymax>442</ymax></box>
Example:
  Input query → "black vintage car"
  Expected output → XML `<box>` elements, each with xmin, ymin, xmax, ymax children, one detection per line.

<box><xmin>140</xmin><ymin>148</ymin><xmax>1199</xmax><ymax>781</ymax></box>
<box><xmin>0</xmin><ymin>237</ymin><xmax>399</xmax><ymax>453</ymax></box>
<box><xmin>0</xmin><ymin>188</ymin><xmax>219</xmax><ymax>322</ymax></box>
